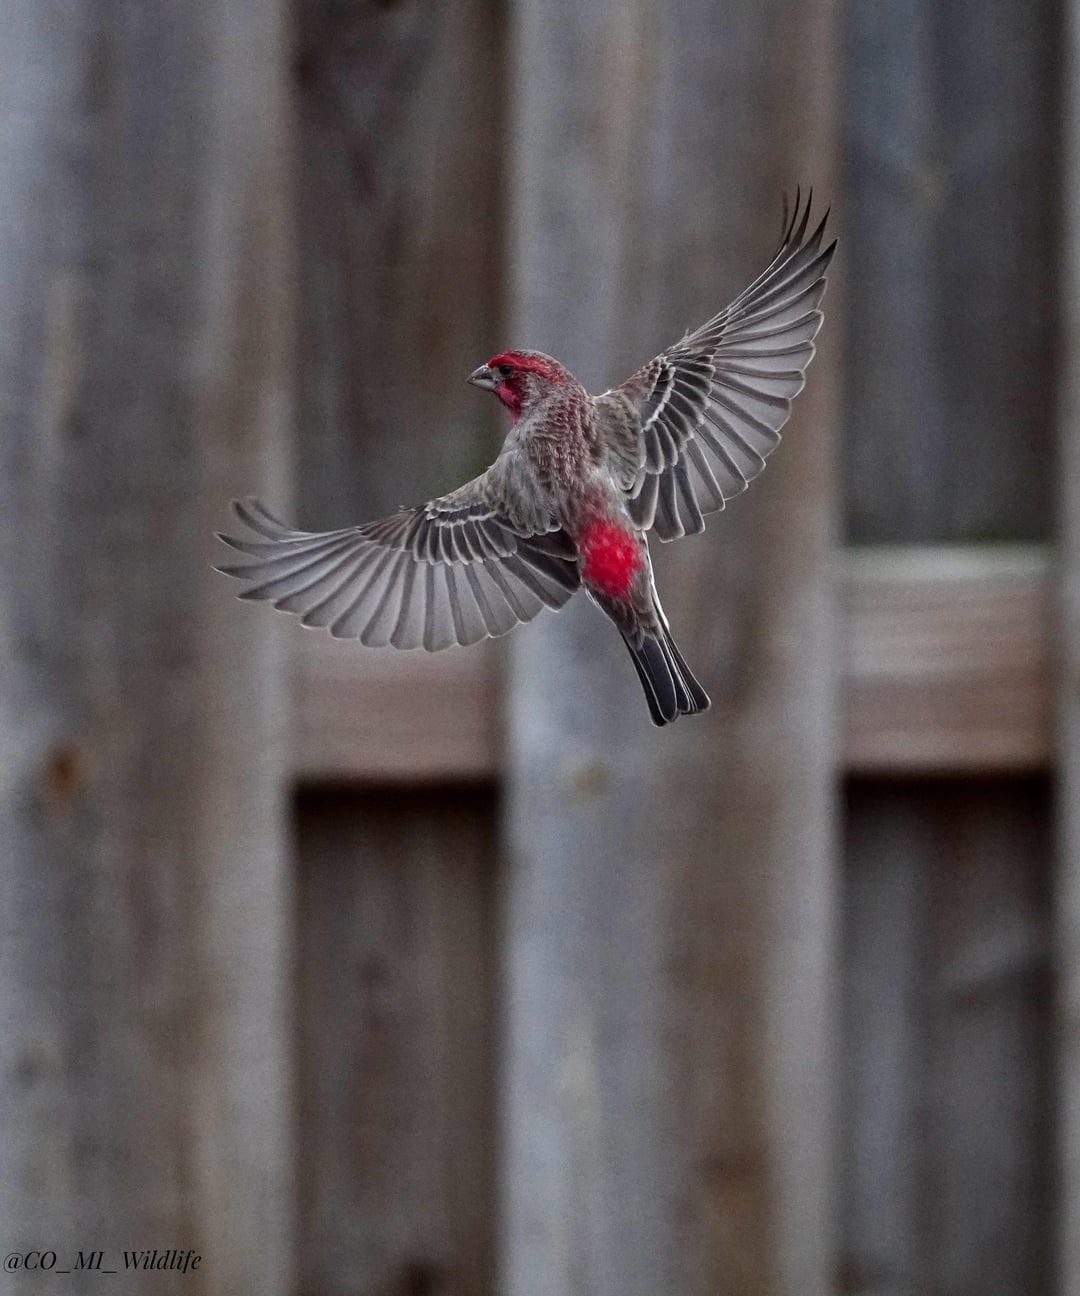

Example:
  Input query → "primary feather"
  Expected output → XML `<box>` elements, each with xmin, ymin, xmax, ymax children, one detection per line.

<box><xmin>602</xmin><ymin>187</ymin><xmax>835</xmax><ymax>540</ymax></box>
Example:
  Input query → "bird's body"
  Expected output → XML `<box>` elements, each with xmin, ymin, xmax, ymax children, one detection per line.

<box><xmin>491</xmin><ymin>369</ymin><xmax>642</xmax><ymax>601</ymax></box>
<box><xmin>218</xmin><ymin>193</ymin><xmax>835</xmax><ymax>725</ymax></box>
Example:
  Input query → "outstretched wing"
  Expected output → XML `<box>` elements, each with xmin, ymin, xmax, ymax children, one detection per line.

<box><xmin>605</xmin><ymin>189</ymin><xmax>835</xmax><ymax>541</ymax></box>
<box><xmin>215</xmin><ymin>464</ymin><xmax>580</xmax><ymax>650</ymax></box>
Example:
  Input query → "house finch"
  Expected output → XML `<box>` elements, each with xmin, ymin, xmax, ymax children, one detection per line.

<box><xmin>217</xmin><ymin>192</ymin><xmax>834</xmax><ymax>725</ymax></box>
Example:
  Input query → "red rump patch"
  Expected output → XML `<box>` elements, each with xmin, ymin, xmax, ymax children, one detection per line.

<box><xmin>580</xmin><ymin>520</ymin><xmax>642</xmax><ymax>600</ymax></box>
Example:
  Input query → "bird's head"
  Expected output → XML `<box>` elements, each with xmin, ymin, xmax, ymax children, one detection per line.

<box><xmin>468</xmin><ymin>350</ymin><xmax>572</xmax><ymax>421</ymax></box>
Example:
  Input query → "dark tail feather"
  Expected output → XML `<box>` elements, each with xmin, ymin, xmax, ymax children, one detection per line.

<box><xmin>622</xmin><ymin>627</ymin><xmax>711</xmax><ymax>726</ymax></box>
<box><xmin>662</xmin><ymin>629</ymin><xmax>711</xmax><ymax>714</ymax></box>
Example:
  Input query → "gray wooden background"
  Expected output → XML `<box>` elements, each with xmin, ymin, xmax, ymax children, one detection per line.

<box><xmin>1</xmin><ymin>1</ymin><xmax>1074</xmax><ymax>1294</ymax></box>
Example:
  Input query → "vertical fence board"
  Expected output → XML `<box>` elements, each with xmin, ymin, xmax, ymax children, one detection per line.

<box><xmin>840</xmin><ymin>797</ymin><xmax>929</xmax><ymax>1296</ymax></box>
<box><xmin>925</xmin><ymin>783</ymin><xmax>1050</xmax><ymax>1296</ymax></box>
<box><xmin>840</xmin><ymin>0</ymin><xmax>1060</xmax><ymax>1288</ymax></box>
<box><xmin>842</xmin><ymin>0</ymin><xmax>1059</xmax><ymax>545</ymax></box>
<box><xmin>0</xmin><ymin>0</ymin><xmax>294</xmax><ymax>1291</ymax></box>
<box><xmin>296</xmin><ymin>790</ymin><xmax>497</xmax><ymax>1296</ymax></box>
<box><xmin>292</xmin><ymin>3</ymin><xmax>505</xmax><ymax>1292</ymax></box>
<box><xmin>192</xmin><ymin>4</ymin><xmax>295</xmax><ymax>1288</ymax></box>
<box><xmin>841</xmin><ymin>783</ymin><xmax>1052</xmax><ymax>1296</ymax></box>
<box><xmin>503</xmin><ymin>4</ymin><xmax>838</xmax><ymax>1293</ymax></box>
<box><xmin>295</xmin><ymin>0</ymin><xmax>504</xmax><ymax>528</ymax></box>
<box><xmin>841</xmin><ymin>0</ymin><xmax>945</xmax><ymax>546</ymax></box>
<box><xmin>1057</xmin><ymin>2</ymin><xmax>1080</xmax><ymax>1288</ymax></box>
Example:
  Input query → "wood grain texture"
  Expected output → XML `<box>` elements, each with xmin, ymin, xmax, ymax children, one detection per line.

<box><xmin>0</xmin><ymin>1</ymin><xmax>294</xmax><ymax>1292</ymax></box>
<box><xmin>291</xmin><ymin>5</ymin><xmax>505</xmax><ymax>1294</ymax></box>
<box><xmin>190</xmin><ymin>5</ymin><xmax>295</xmax><ymax>1288</ymax></box>
<box><xmin>501</xmin><ymin>4</ymin><xmax>839</xmax><ymax>1294</ymax></box>
<box><xmin>291</xmin><ymin>546</ymin><xmax>1051</xmax><ymax>781</ymax></box>
<box><xmin>1056</xmin><ymin>1</ymin><xmax>1080</xmax><ymax>1287</ymax></box>
<box><xmin>295</xmin><ymin>788</ymin><xmax>497</xmax><ymax>1296</ymax></box>
<box><xmin>842</xmin><ymin>0</ymin><xmax>1058</xmax><ymax>544</ymax></box>
<box><xmin>294</xmin><ymin>0</ymin><xmax>505</xmax><ymax>530</ymax></box>
<box><xmin>844</xmin><ymin>547</ymin><xmax>1051</xmax><ymax>772</ymax></box>
<box><xmin>924</xmin><ymin>782</ymin><xmax>1051</xmax><ymax>1296</ymax></box>
<box><xmin>839</xmin><ymin>796</ymin><xmax>928</xmax><ymax>1296</ymax></box>
<box><xmin>839</xmin><ymin>781</ymin><xmax>1051</xmax><ymax>1296</ymax></box>
<box><xmin>294</xmin><ymin>635</ymin><xmax>500</xmax><ymax>784</ymax></box>
<box><xmin>841</xmin><ymin>2</ymin><xmax>1060</xmax><ymax>1288</ymax></box>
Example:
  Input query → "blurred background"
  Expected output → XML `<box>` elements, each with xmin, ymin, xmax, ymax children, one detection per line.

<box><xmin>1</xmin><ymin>1</ymin><xmax>1076</xmax><ymax>1294</ymax></box>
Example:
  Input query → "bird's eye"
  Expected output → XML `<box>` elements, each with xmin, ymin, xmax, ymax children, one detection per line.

<box><xmin>497</xmin><ymin>363</ymin><xmax>514</xmax><ymax>379</ymax></box>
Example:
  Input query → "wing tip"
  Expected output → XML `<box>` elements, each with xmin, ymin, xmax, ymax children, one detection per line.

<box><xmin>779</xmin><ymin>185</ymin><xmax>834</xmax><ymax>255</ymax></box>
<box><xmin>214</xmin><ymin>530</ymin><xmax>247</xmax><ymax>555</ymax></box>
<box><xmin>229</xmin><ymin>496</ymin><xmax>299</xmax><ymax>539</ymax></box>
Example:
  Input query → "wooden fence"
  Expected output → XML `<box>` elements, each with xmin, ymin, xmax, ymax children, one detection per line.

<box><xmin>0</xmin><ymin>0</ymin><xmax>1074</xmax><ymax>1294</ymax></box>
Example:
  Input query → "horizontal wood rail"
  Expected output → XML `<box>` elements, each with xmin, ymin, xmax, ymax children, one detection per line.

<box><xmin>291</xmin><ymin>545</ymin><xmax>1052</xmax><ymax>782</ymax></box>
<box><xmin>843</xmin><ymin>545</ymin><xmax>1050</xmax><ymax>773</ymax></box>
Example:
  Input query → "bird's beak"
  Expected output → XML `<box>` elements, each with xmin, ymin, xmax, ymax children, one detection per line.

<box><xmin>468</xmin><ymin>365</ymin><xmax>496</xmax><ymax>390</ymax></box>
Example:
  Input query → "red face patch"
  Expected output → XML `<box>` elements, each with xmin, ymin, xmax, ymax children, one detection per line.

<box><xmin>494</xmin><ymin>379</ymin><xmax>523</xmax><ymax>420</ymax></box>
<box><xmin>483</xmin><ymin>351</ymin><xmax>565</xmax><ymax>424</ymax></box>
<box><xmin>579</xmin><ymin>520</ymin><xmax>642</xmax><ymax>600</ymax></box>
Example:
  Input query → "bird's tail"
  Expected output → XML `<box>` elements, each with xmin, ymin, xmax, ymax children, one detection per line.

<box><xmin>622</xmin><ymin>624</ymin><xmax>711</xmax><ymax>726</ymax></box>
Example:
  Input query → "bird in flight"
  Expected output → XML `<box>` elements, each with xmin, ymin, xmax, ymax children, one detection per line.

<box><xmin>217</xmin><ymin>192</ymin><xmax>834</xmax><ymax>725</ymax></box>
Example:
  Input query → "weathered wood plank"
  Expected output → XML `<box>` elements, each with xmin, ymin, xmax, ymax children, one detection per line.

<box><xmin>844</xmin><ymin>547</ymin><xmax>1050</xmax><ymax>772</ymax></box>
<box><xmin>924</xmin><ymin>781</ymin><xmax>1051</xmax><ymax>1296</ymax></box>
<box><xmin>295</xmin><ymin>788</ymin><xmax>497</xmax><ymax>1296</ymax></box>
<box><xmin>295</xmin><ymin>635</ymin><xmax>500</xmax><ymax>784</ymax></box>
<box><xmin>291</xmin><ymin>4</ymin><xmax>505</xmax><ymax>1294</ymax></box>
<box><xmin>291</xmin><ymin>546</ymin><xmax>1052</xmax><ymax>782</ymax></box>
<box><xmin>842</xmin><ymin>0</ymin><xmax>1057</xmax><ymax>544</ymax></box>
<box><xmin>839</xmin><ymin>781</ymin><xmax>1052</xmax><ymax>1296</ymax></box>
<box><xmin>0</xmin><ymin>1</ymin><xmax>294</xmax><ymax>1292</ymax></box>
<box><xmin>839</xmin><ymin>790</ymin><xmax>930</xmax><ymax>1296</ymax></box>
<box><xmin>842</xmin><ymin>0</ymin><xmax>946</xmax><ymax>546</ymax></box>
<box><xmin>294</xmin><ymin>0</ymin><xmax>504</xmax><ymax>529</ymax></box>
<box><xmin>190</xmin><ymin>7</ymin><xmax>295</xmax><ymax>1288</ymax></box>
<box><xmin>842</xmin><ymin>2</ymin><xmax>1060</xmax><ymax>1289</ymax></box>
<box><xmin>501</xmin><ymin>4</ymin><xmax>838</xmax><ymax>1294</ymax></box>
<box><xmin>1056</xmin><ymin>1</ymin><xmax>1080</xmax><ymax>1287</ymax></box>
